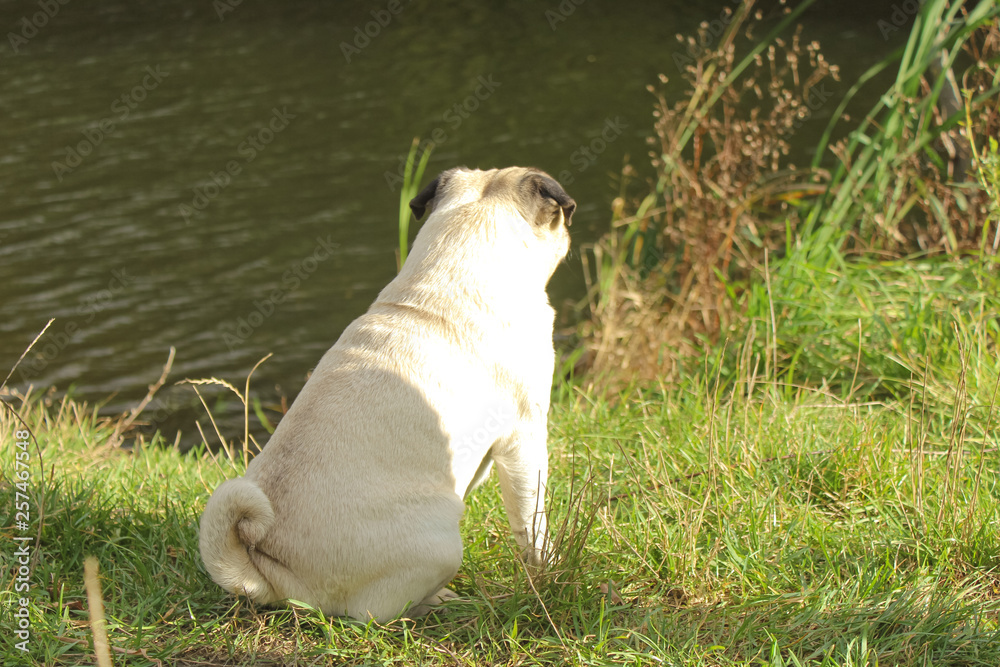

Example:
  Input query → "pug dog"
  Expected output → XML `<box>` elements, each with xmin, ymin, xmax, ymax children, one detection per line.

<box><xmin>199</xmin><ymin>166</ymin><xmax>574</xmax><ymax>621</ymax></box>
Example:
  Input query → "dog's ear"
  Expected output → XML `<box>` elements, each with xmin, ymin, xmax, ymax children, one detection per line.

<box><xmin>521</xmin><ymin>172</ymin><xmax>576</xmax><ymax>229</ymax></box>
<box><xmin>409</xmin><ymin>175</ymin><xmax>442</xmax><ymax>220</ymax></box>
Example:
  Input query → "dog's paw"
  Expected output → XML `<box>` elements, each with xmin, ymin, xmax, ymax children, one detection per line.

<box><xmin>427</xmin><ymin>587</ymin><xmax>459</xmax><ymax>604</ymax></box>
<box><xmin>402</xmin><ymin>588</ymin><xmax>460</xmax><ymax>619</ymax></box>
<box><xmin>520</xmin><ymin>546</ymin><xmax>548</xmax><ymax>574</ymax></box>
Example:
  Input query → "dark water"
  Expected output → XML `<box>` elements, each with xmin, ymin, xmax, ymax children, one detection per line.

<box><xmin>0</xmin><ymin>0</ymin><xmax>903</xmax><ymax>446</ymax></box>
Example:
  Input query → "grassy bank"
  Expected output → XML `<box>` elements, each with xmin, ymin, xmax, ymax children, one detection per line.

<box><xmin>2</xmin><ymin>373</ymin><xmax>999</xmax><ymax>666</ymax></box>
<box><xmin>4</xmin><ymin>1</ymin><xmax>999</xmax><ymax>665</ymax></box>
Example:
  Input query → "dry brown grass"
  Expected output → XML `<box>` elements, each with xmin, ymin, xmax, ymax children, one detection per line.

<box><xmin>580</xmin><ymin>0</ymin><xmax>838</xmax><ymax>385</ymax></box>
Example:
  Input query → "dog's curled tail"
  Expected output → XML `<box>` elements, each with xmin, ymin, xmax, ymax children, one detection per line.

<box><xmin>199</xmin><ymin>477</ymin><xmax>278</xmax><ymax>603</ymax></box>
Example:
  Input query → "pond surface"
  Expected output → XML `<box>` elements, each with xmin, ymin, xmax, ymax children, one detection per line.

<box><xmin>0</xmin><ymin>0</ymin><xmax>903</xmax><ymax>446</ymax></box>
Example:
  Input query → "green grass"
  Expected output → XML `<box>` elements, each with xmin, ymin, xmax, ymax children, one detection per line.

<box><xmin>733</xmin><ymin>254</ymin><xmax>1000</xmax><ymax>405</ymax></box>
<box><xmin>3</xmin><ymin>368</ymin><xmax>998</xmax><ymax>665</ymax></box>
<box><xmin>801</xmin><ymin>0</ymin><xmax>1000</xmax><ymax>257</ymax></box>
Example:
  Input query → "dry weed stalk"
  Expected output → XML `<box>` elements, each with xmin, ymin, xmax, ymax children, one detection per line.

<box><xmin>582</xmin><ymin>1</ymin><xmax>838</xmax><ymax>387</ymax></box>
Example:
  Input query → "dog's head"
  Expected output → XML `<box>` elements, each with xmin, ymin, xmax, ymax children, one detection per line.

<box><xmin>409</xmin><ymin>167</ymin><xmax>574</xmax><ymax>281</ymax></box>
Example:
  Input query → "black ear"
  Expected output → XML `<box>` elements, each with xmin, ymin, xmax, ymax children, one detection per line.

<box><xmin>524</xmin><ymin>173</ymin><xmax>575</xmax><ymax>228</ymax></box>
<box><xmin>537</xmin><ymin>174</ymin><xmax>576</xmax><ymax>226</ymax></box>
<box><xmin>409</xmin><ymin>175</ymin><xmax>441</xmax><ymax>220</ymax></box>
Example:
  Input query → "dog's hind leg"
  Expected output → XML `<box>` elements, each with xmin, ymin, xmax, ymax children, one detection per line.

<box><xmin>345</xmin><ymin>556</ymin><xmax>461</xmax><ymax>622</ymax></box>
<box><xmin>342</xmin><ymin>509</ymin><xmax>464</xmax><ymax>622</ymax></box>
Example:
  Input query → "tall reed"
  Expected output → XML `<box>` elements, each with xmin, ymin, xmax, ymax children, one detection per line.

<box><xmin>397</xmin><ymin>138</ymin><xmax>434</xmax><ymax>271</ymax></box>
